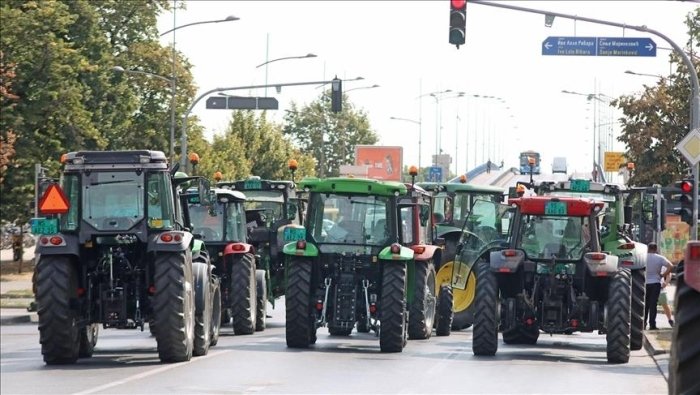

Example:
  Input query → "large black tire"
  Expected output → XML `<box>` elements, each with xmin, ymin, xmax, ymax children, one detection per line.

<box><xmin>379</xmin><ymin>263</ymin><xmax>407</xmax><ymax>353</ymax></box>
<box><xmin>409</xmin><ymin>261</ymin><xmax>437</xmax><ymax>340</ymax></box>
<box><xmin>630</xmin><ymin>269</ymin><xmax>645</xmax><ymax>351</ymax></box>
<box><xmin>255</xmin><ymin>269</ymin><xmax>267</xmax><ymax>332</ymax></box>
<box><xmin>472</xmin><ymin>260</ymin><xmax>498</xmax><ymax>356</ymax></box>
<box><xmin>285</xmin><ymin>259</ymin><xmax>315</xmax><ymax>348</ymax></box>
<box><xmin>210</xmin><ymin>279</ymin><xmax>221</xmax><ymax>347</ymax></box>
<box><xmin>36</xmin><ymin>256</ymin><xmax>80</xmax><ymax>364</ymax></box>
<box><xmin>435</xmin><ymin>284</ymin><xmax>453</xmax><ymax>336</ymax></box>
<box><xmin>79</xmin><ymin>324</ymin><xmax>99</xmax><ymax>358</ymax></box>
<box><xmin>606</xmin><ymin>268</ymin><xmax>632</xmax><ymax>364</ymax></box>
<box><xmin>669</xmin><ymin>261</ymin><xmax>700</xmax><ymax>395</ymax></box>
<box><xmin>230</xmin><ymin>253</ymin><xmax>257</xmax><ymax>335</ymax></box>
<box><xmin>153</xmin><ymin>252</ymin><xmax>195</xmax><ymax>363</ymax></box>
<box><xmin>193</xmin><ymin>262</ymin><xmax>212</xmax><ymax>356</ymax></box>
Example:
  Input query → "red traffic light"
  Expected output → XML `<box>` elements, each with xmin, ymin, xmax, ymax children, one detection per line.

<box><xmin>680</xmin><ymin>180</ymin><xmax>692</xmax><ymax>193</ymax></box>
<box><xmin>451</xmin><ymin>0</ymin><xmax>466</xmax><ymax>9</ymax></box>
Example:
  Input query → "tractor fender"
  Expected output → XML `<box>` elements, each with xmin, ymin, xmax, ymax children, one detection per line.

<box><xmin>489</xmin><ymin>249</ymin><xmax>525</xmax><ymax>273</ymax></box>
<box><xmin>378</xmin><ymin>245</ymin><xmax>414</xmax><ymax>261</ymax></box>
<box><xmin>412</xmin><ymin>244</ymin><xmax>441</xmax><ymax>262</ymax></box>
<box><xmin>222</xmin><ymin>242</ymin><xmax>255</xmax><ymax>256</ymax></box>
<box><xmin>147</xmin><ymin>231</ymin><xmax>192</xmax><ymax>253</ymax></box>
<box><xmin>34</xmin><ymin>233</ymin><xmax>80</xmax><ymax>258</ymax></box>
<box><xmin>585</xmin><ymin>253</ymin><xmax>620</xmax><ymax>274</ymax></box>
<box><xmin>616</xmin><ymin>242</ymin><xmax>647</xmax><ymax>270</ymax></box>
<box><xmin>282</xmin><ymin>241</ymin><xmax>319</xmax><ymax>257</ymax></box>
<box><xmin>192</xmin><ymin>238</ymin><xmax>205</xmax><ymax>253</ymax></box>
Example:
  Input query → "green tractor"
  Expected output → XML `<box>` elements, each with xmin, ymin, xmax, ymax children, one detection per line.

<box><xmin>32</xmin><ymin>150</ymin><xmax>220</xmax><ymax>364</ymax></box>
<box><xmin>535</xmin><ymin>179</ymin><xmax>647</xmax><ymax>351</ymax></box>
<box><xmin>182</xmin><ymin>186</ymin><xmax>269</xmax><ymax>334</ymax></box>
<box><xmin>417</xmin><ymin>180</ymin><xmax>505</xmax><ymax>329</ymax></box>
<box><xmin>283</xmin><ymin>176</ymin><xmax>449</xmax><ymax>352</ymax></box>
<box><xmin>216</xmin><ymin>175</ymin><xmax>302</xmax><ymax>314</ymax></box>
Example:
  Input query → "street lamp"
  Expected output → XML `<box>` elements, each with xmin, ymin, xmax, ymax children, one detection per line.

<box><xmin>624</xmin><ymin>70</ymin><xmax>663</xmax><ymax>79</ymax></box>
<box><xmin>112</xmin><ymin>66</ymin><xmax>176</xmax><ymax>159</ymax></box>
<box><xmin>390</xmin><ymin>116</ymin><xmax>422</xmax><ymax>170</ymax></box>
<box><xmin>160</xmin><ymin>15</ymin><xmax>240</xmax><ymax>164</ymax></box>
<box><xmin>421</xmin><ymin>90</ymin><xmax>464</xmax><ymax>166</ymax></box>
<box><xmin>257</xmin><ymin>53</ymin><xmax>317</xmax><ymax>96</ymax></box>
<box><xmin>346</xmin><ymin>84</ymin><xmax>380</xmax><ymax>93</ymax></box>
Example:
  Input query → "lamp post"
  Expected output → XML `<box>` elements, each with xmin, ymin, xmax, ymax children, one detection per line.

<box><xmin>390</xmin><ymin>116</ymin><xmax>422</xmax><ymax>170</ymax></box>
<box><xmin>257</xmin><ymin>53</ymin><xmax>317</xmax><ymax>96</ymax></box>
<box><xmin>624</xmin><ymin>70</ymin><xmax>663</xmax><ymax>79</ymax></box>
<box><xmin>345</xmin><ymin>84</ymin><xmax>380</xmax><ymax>93</ymax></box>
<box><xmin>562</xmin><ymin>89</ymin><xmax>613</xmax><ymax>181</ymax></box>
<box><xmin>160</xmin><ymin>15</ymin><xmax>239</xmax><ymax>164</ymax></box>
<box><xmin>423</xmin><ymin>90</ymin><xmax>464</xmax><ymax>167</ymax></box>
<box><xmin>112</xmin><ymin>66</ymin><xmax>176</xmax><ymax>157</ymax></box>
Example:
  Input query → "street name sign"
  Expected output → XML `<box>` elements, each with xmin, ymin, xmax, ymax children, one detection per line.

<box><xmin>542</xmin><ymin>36</ymin><xmax>656</xmax><ymax>57</ymax></box>
<box><xmin>676</xmin><ymin>128</ymin><xmax>700</xmax><ymax>166</ymax></box>
<box><xmin>206</xmin><ymin>96</ymin><xmax>279</xmax><ymax>110</ymax></box>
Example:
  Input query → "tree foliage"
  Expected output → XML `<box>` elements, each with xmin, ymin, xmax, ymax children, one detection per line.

<box><xmin>283</xmin><ymin>92</ymin><xmax>378</xmax><ymax>177</ymax></box>
<box><xmin>613</xmin><ymin>8</ymin><xmax>700</xmax><ymax>186</ymax></box>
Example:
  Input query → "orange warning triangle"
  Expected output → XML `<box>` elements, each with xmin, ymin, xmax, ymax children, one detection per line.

<box><xmin>38</xmin><ymin>184</ymin><xmax>70</xmax><ymax>215</ymax></box>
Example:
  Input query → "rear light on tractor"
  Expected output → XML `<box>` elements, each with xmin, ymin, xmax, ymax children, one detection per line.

<box><xmin>369</xmin><ymin>303</ymin><xmax>377</xmax><ymax>314</ymax></box>
<box><xmin>589</xmin><ymin>253</ymin><xmax>606</xmax><ymax>261</ymax></box>
<box><xmin>159</xmin><ymin>232</ymin><xmax>183</xmax><ymax>243</ymax></box>
<box><xmin>231</xmin><ymin>244</ymin><xmax>245</xmax><ymax>252</ymax></box>
<box><xmin>296</xmin><ymin>240</ymin><xmax>307</xmax><ymax>250</ymax></box>
<box><xmin>41</xmin><ymin>236</ymin><xmax>65</xmax><ymax>246</ymax></box>
<box><xmin>390</xmin><ymin>243</ymin><xmax>401</xmax><ymax>254</ymax></box>
<box><xmin>503</xmin><ymin>249</ymin><xmax>517</xmax><ymax>257</ymax></box>
<box><xmin>618</xmin><ymin>243</ymin><xmax>635</xmax><ymax>250</ymax></box>
<box><xmin>49</xmin><ymin>236</ymin><xmax>63</xmax><ymax>245</ymax></box>
<box><xmin>411</xmin><ymin>246</ymin><xmax>425</xmax><ymax>254</ymax></box>
<box><xmin>684</xmin><ymin>241</ymin><xmax>700</xmax><ymax>292</ymax></box>
<box><xmin>315</xmin><ymin>300</ymin><xmax>323</xmax><ymax>311</ymax></box>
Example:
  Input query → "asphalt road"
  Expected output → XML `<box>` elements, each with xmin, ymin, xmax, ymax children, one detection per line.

<box><xmin>1</xmin><ymin>299</ymin><xmax>667</xmax><ymax>395</ymax></box>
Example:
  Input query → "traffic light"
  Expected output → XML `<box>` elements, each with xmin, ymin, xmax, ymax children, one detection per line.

<box><xmin>672</xmin><ymin>179</ymin><xmax>694</xmax><ymax>226</ymax></box>
<box><xmin>331</xmin><ymin>77</ymin><xmax>342</xmax><ymax>113</ymax></box>
<box><xmin>449</xmin><ymin>0</ymin><xmax>467</xmax><ymax>48</ymax></box>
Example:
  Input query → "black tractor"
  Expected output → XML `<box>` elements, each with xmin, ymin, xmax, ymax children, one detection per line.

<box><xmin>470</xmin><ymin>196</ymin><xmax>632</xmax><ymax>364</ymax></box>
<box><xmin>33</xmin><ymin>150</ymin><xmax>220</xmax><ymax>364</ymax></box>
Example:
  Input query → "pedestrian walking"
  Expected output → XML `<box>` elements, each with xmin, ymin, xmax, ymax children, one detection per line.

<box><xmin>486</xmin><ymin>159</ymin><xmax>492</xmax><ymax>174</ymax></box>
<box><xmin>644</xmin><ymin>242</ymin><xmax>674</xmax><ymax>330</ymax></box>
<box><xmin>658</xmin><ymin>270</ymin><xmax>674</xmax><ymax>327</ymax></box>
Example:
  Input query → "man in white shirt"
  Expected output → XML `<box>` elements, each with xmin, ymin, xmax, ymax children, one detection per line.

<box><xmin>644</xmin><ymin>242</ymin><xmax>674</xmax><ymax>330</ymax></box>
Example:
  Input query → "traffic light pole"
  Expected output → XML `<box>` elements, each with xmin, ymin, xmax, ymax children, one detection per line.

<box><xmin>470</xmin><ymin>0</ymin><xmax>700</xmax><ymax>240</ymax></box>
<box><xmin>180</xmin><ymin>77</ymin><xmax>351</xmax><ymax>170</ymax></box>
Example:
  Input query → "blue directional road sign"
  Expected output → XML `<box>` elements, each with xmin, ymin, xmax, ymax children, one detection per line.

<box><xmin>542</xmin><ymin>36</ymin><xmax>656</xmax><ymax>57</ymax></box>
<box><xmin>429</xmin><ymin>166</ymin><xmax>443</xmax><ymax>182</ymax></box>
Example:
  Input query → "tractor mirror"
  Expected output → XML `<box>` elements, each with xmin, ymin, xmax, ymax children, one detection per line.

<box><xmin>287</xmin><ymin>203</ymin><xmax>297</xmax><ymax>221</ymax></box>
<box><xmin>623</xmin><ymin>205</ymin><xmax>632</xmax><ymax>224</ymax></box>
<box><xmin>198</xmin><ymin>178</ymin><xmax>212</xmax><ymax>206</ymax></box>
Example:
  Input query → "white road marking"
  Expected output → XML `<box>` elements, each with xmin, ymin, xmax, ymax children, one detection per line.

<box><xmin>72</xmin><ymin>349</ymin><xmax>230</xmax><ymax>395</ymax></box>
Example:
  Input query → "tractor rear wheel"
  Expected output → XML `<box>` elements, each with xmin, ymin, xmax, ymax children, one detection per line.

<box><xmin>255</xmin><ymin>269</ymin><xmax>267</xmax><ymax>331</ymax></box>
<box><xmin>79</xmin><ymin>323</ymin><xmax>99</xmax><ymax>358</ymax></box>
<box><xmin>668</xmin><ymin>261</ymin><xmax>700</xmax><ymax>395</ymax></box>
<box><xmin>435</xmin><ymin>284</ymin><xmax>453</xmax><ymax>336</ymax></box>
<box><xmin>153</xmin><ymin>252</ymin><xmax>195</xmax><ymax>363</ymax></box>
<box><xmin>285</xmin><ymin>259</ymin><xmax>315</xmax><ymax>348</ymax></box>
<box><xmin>193</xmin><ymin>262</ymin><xmax>212</xmax><ymax>356</ymax></box>
<box><xmin>379</xmin><ymin>263</ymin><xmax>407</xmax><ymax>353</ymax></box>
<box><xmin>210</xmin><ymin>278</ymin><xmax>221</xmax><ymax>347</ymax></box>
<box><xmin>472</xmin><ymin>260</ymin><xmax>498</xmax><ymax>356</ymax></box>
<box><xmin>409</xmin><ymin>261</ymin><xmax>437</xmax><ymax>340</ymax></box>
<box><xmin>230</xmin><ymin>253</ymin><xmax>257</xmax><ymax>335</ymax></box>
<box><xmin>606</xmin><ymin>268</ymin><xmax>631</xmax><ymax>364</ymax></box>
<box><xmin>36</xmin><ymin>256</ymin><xmax>80</xmax><ymax>365</ymax></box>
<box><xmin>630</xmin><ymin>269</ymin><xmax>645</xmax><ymax>351</ymax></box>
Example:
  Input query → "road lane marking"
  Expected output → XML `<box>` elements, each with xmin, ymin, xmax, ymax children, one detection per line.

<box><xmin>72</xmin><ymin>350</ymin><xmax>230</xmax><ymax>395</ymax></box>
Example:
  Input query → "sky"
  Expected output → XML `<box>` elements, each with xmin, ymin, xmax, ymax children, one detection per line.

<box><xmin>156</xmin><ymin>0</ymin><xmax>697</xmax><ymax>179</ymax></box>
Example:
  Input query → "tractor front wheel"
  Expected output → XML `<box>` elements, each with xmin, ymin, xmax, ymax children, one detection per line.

<box><xmin>409</xmin><ymin>261</ymin><xmax>436</xmax><ymax>340</ymax></box>
<box><xmin>472</xmin><ymin>260</ymin><xmax>499</xmax><ymax>356</ymax></box>
<box><xmin>606</xmin><ymin>268</ymin><xmax>632</xmax><ymax>364</ymax></box>
<box><xmin>230</xmin><ymin>253</ymin><xmax>257</xmax><ymax>335</ymax></box>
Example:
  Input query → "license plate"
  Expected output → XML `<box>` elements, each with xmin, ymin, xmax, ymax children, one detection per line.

<box><xmin>545</xmin><ymin>201</ymin><xmax>567</xmax><ymax>215</ymax></box>
<box><xmin>244</xmin><ymin>179</ymin><xmax>262</xmax><ymax>190</ymax></box>
<box><xmin>570</xmin><ymin>179</ymin><xmax>590</xmax><ymax>192</ymax></box>
<box><xmin>283</xmin><ymin>226</ymin><xmax>306</xmax><ymax>242</ymax></box>
<box><xmin>31</xmin><ymin>217</ymin><xmax>58</xmax><ymax>235</ymax></box>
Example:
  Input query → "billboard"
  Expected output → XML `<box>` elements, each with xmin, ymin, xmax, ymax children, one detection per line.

<box><xmin>354</xmin><ymin>145</ymin><xmax>403</xmax><ymax>181</ymax></box>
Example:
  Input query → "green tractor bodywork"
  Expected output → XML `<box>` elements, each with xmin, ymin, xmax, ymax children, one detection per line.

<box><xmin>283</xmin><ymin>176</ymin><xmax>445</xmax><ymax>352</ymax></box>
<box><xmin>535</xmin><ymin>179</ymin><xmax>647</xmax><ymax>351</ymax></box>
<box><xmin>217</xmin><ymin>177</ymin><xmax>301</xmax><ymax>308</ymax></box>
<box><xmin>32</xmin><ymin>150</ymin><xmax>220</xmax><ymax>364</ymax></box>
<box><xmin>417</xmin><ymin>181</ymin><xmax>505</xmax><ymax>330</ymax></box>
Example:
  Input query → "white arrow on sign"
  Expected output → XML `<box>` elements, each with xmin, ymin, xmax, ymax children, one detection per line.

<box><xmin>544</xmin><ymin>42</ymin><xmax>552</xmax><ymax>50</ymax></box>
<box><xmin>645</xmin><ymin>43</ymin><xmax>654</xmax><ymax>51</ymax></box>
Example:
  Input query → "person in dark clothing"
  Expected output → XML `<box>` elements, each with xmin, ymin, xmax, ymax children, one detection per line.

<box><xmin>486</xmin><ymin>159</ymin><xmax>492</xmax><ymax>174</ymax></box>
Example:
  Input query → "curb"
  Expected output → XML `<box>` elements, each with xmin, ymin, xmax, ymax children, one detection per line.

<box><xmin>643</xmin><ymin>331</ymin><xmax>666</xmax><ymax>356</ymax></box>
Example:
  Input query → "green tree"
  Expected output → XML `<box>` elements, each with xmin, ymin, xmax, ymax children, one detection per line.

<box><xmin>192</xmin><ymin>110</ymin><xmax>315</xmax><ymax>182</ymax></box>
<box><xmin>283</xmin><ymin>91</ymin><xmax>378</xmax><ymax>177</ymax></box>
<box><xmin>613</xmin><ymin>8</ymin><xmax>700</xmax><ymax>186</ymax></box>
